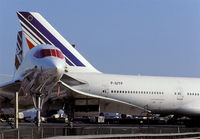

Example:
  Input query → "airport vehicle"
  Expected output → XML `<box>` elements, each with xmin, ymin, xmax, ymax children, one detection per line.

<box><xmin>1</xmin><ymin>11</ymin><xmax>200</xmax><ymax>126</ymax></box>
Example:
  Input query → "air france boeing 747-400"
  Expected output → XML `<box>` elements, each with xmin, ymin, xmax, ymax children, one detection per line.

<box><xmin>1</xmin><ymin>11</ymin><xmax>200</xmax><ymax>126</ymax></box>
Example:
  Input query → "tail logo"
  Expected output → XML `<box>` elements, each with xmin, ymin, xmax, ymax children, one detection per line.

<box><xmin>27</xmin><ymin>15</ymin><xmax>33</xmax><ymax>22</ymax></box>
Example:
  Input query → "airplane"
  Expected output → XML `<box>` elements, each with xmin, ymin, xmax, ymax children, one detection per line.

<box><xmin>1</xmin><ymin>11</ymin><xmax>200</xmax><ymax>126</ymax></box>
<box><xmin>0</xmin><ymin>23</ymin><xmax>66</xmax><ymax>126</ymax></box>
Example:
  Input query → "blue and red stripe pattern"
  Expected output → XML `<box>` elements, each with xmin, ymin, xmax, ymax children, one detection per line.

<box><xmin>17</xmin><ymin>11</ymin><xmax>85</xmax><ymax>67</ymax></box>
<box><xmin>15</xmin><ymin>31</ymin><xmax>23</xmax><ymax>69</ymax></box>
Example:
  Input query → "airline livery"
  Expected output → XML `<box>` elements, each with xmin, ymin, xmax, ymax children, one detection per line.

<box><xmin>1</xmin><ymin>11</ymin><xmax>200</xmax><ymax>126</ymax></box>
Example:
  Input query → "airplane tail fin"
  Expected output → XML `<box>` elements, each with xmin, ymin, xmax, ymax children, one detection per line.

<box><xmin>15</xmin><ymin>31</ymin><xmax>23</xmax><ymax>70</ymax></box>
<box><xmin>16</xmin><ymin>11</ymin><xmax>100</xmax><ymax>73</ymax></box>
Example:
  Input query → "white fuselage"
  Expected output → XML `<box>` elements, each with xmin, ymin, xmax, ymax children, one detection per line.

<box><xmin>68</xmin><ymin>72</ymin><xmax>200</xmax><ymax>116</ymax></box>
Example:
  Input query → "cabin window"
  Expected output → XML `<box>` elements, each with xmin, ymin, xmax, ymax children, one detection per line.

<box><xmin>34</xmin><ymin>49</ymin><xmax>64</xmax><ymax>59</ymax></box>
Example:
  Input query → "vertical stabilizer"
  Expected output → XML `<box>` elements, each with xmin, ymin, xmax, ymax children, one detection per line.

<box><xmin>15</xmin><ymin>31</ymin><xmax>23</xmax><ymax>70</ymax></box>
<box><xmin>16</xmin><ymin>11</ymin><xmax>100</xmax><ymax>73</ymax></box>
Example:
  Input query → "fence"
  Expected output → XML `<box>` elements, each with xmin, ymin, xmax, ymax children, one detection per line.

<box><xmin>1</xmin><ymin>126</ymin><xmax>200</xmax><ymax>139</ymax></box>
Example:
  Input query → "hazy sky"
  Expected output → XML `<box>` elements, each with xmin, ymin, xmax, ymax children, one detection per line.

<box><xmin>1</xmin><ymin>0</ymin><xmax>200</xmax><ymax>77</ymax></box>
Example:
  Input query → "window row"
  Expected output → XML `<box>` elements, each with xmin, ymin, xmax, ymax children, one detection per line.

<box><xmin>110</xmin><ymin>90</ymin><xmax>164</xmax><ymax>95</ymax></box>
<box><xmin>103</xmin><ymin>90</ymin><xmax>200</xmax><ymax>96</ymax></box>
<box><xmin>187</xmin><ymin>93</ymin><xmax>200</xmax><ymax>96</ymax></box>
<box><xmin>174</xmin><ymin>92</ymin><xmax>200</xmax><ymax>96</ymax></box>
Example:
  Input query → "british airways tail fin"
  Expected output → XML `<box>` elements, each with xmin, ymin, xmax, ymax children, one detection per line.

<box><xmin>15</xmin><ymin>31</ymin><xmax>23</xmax><ymax>70</ymax></box>
<box><xmin>16</xmin><ymin>11</ymin><xmax>100</xmax><ymax>73</ymax></box>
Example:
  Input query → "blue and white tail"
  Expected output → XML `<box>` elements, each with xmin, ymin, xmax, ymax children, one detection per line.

<box><xmin>16</xmin><ymin>11</ymin><xmax>100</xmax><ymax>73</ymax></box>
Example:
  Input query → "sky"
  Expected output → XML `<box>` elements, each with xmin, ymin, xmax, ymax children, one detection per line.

<box><xmin>1</xmin><ymin>0</ymin><xmax>200</xmax><ymax>77</ymax></box>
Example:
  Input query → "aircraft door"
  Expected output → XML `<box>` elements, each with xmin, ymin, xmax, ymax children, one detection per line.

<box><xmin>177</xmin><ymin>88</ymin><xmax>184</xmax><ymax>100</ymax></box>
<box><xmin>102</xmin><ymin>84</ymin><xmax>109</xmax><ymax>97</ymax></box>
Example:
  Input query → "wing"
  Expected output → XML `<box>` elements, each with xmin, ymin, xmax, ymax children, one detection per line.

<box><xmin>0</xmin><ymin>75</ymin><xmax>22</xmax><ymax>108</ymax></box>
<box><xmin>0</xmin><ymin>79</ymin><xmax>21</xmax><ymax>93</ymax></box>
<box><xmin>60</xmin><ymin>73</ymin><xmax>86</xmax><ymax>86</ymax></box>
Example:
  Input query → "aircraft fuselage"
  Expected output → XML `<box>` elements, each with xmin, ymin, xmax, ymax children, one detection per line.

<box><xmin>68</xmin><ymin>72</ymin><xmax>200</xmax><ymax>116</ymax></box>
